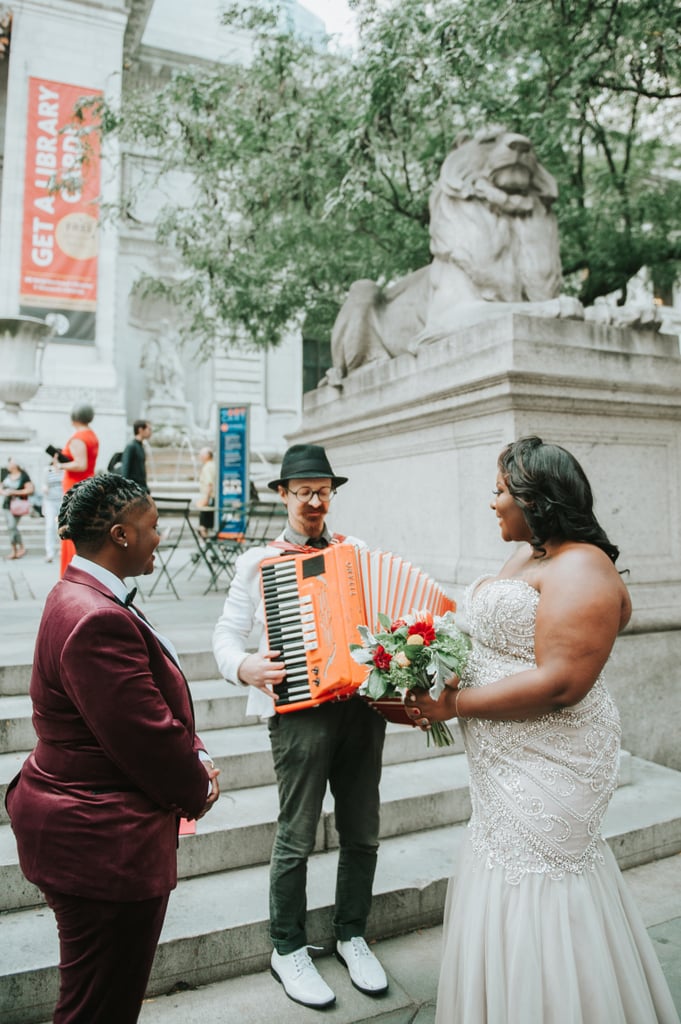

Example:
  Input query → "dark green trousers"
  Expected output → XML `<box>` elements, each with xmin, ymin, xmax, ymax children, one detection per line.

<box><xmin>267</xmin><ymin>697</ymin><xmax>386</xmax><ymax>954</ymax></box>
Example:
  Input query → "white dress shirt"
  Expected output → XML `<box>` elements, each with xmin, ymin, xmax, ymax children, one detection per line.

<box><xmin>70</xmin><ymin>555</ymin><xmax>181</xmax><ymax>667</ymax></box>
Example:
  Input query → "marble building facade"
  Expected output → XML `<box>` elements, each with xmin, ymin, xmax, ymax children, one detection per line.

<box><xmin>0</xmin><ymin>0</ymin><xmax>319</xmax><ymax>485</ymax></box>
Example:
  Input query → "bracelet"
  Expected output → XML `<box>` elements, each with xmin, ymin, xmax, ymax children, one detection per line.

<box><xmin>455</xmin><ymin>688</ymin><xmax>470</xmax><ymax>721</ymax></box>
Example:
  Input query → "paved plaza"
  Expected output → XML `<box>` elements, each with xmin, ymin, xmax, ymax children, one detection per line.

<box><xmin>0</xmin><ymin>531</ymin><xmax>227</xmax><ymax>664</ymax></box>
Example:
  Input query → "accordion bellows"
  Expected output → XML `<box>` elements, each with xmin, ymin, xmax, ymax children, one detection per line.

<box><xmin>260</xmin><ymin>543</ymin><xmax>455</xmax><ymax>713</ymax></box>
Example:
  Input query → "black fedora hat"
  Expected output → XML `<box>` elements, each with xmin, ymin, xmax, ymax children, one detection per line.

<box><xmin>268</xmin><ymin>444</ymin><xmax>348</xmax><ymax>491</ymax></box>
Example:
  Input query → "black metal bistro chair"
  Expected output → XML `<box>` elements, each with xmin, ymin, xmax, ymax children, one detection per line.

<box><xmin>199</xmin><ymin>501</ymin><xmax>287</xmax><ymax>593</ymax></box>
<box><xmin>137</xmin><ymin>495</ymin><xmax>213</xmax><ymax>600</ymax></box>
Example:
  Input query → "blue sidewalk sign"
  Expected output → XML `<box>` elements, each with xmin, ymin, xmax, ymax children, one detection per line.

<box><xmin>217</xmin><ymin>405</ymin><xmax>249</xmax><ymax>537</ymax></box>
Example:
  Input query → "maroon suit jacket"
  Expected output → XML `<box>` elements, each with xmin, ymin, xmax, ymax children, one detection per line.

<box><xmin>6</xmin><ymin>566</ymin><xmax>209</xmax><ymax>901</ymax></box>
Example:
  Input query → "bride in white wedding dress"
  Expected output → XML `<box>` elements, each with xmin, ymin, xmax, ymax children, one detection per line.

<box><xmin>407</xmin><ymin>436</ymin><xmax>679</xmax><ymax>1024</ymax></box>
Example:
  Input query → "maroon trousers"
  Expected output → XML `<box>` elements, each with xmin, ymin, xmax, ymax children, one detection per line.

<box><xmin>43</xmin><ymin>888</ymin><xmax>170</xmax><ymax>1024</ymax></box>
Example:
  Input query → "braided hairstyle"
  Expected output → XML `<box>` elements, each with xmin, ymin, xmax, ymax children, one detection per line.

<box><xmin>58</xmin><ymin>473</ymin><xmax>150</xmax><ymax>551</ymax></box>
<box><xmin>498</xmin><ymin>436</ymin><xmax>620</xmax><ymax>563</ymax></box>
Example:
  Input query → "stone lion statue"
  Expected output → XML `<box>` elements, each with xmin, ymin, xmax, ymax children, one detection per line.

<box><xmin>329</xmin><ymin>126</ymin><xmax>585</xmax><ymax>382</ymax></box>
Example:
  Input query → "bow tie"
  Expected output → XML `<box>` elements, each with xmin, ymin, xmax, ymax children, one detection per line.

<box><xmin>306</xmin><ymin>536</ymin><xmax>329</xmax><ymax>549</ymax></box>
<box><xmin>124</xmin><ymin>587</ymin><xmax>138</xmax><ymax>607</ymax></box>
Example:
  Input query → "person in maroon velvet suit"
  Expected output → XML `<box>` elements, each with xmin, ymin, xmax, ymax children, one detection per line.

<box><xmin>5</xmin><ymin>474</ymin><xmax>220</xmax><ymax>1024</ymax></box>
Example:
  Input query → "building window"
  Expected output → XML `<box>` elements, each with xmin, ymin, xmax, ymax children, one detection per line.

<box><xmin>303</xmin><ymin>335</ymin><xmax>332</xmax><ymax>393</ymax></box>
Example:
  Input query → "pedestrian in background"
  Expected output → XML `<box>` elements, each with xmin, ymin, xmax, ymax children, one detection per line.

<box><xmin>121</xmin><ymin>420</ymin><xmax>152</xmax><ymax>491</ymax></box>
<box><xmin>1</xmin><ymin>456</ymin><xmax>34</xmax><ymax>560</ymax></box>
<box><xmin>42</xmin><ymin>453</ymin><xmax>64</xmax><ymax>563</ymax></box>
<box><xmin>196</xmin><ymin>447</ymin><xmax>216</xmax><ymax>538</ymax></box>
<box><xmin>58</xmin><ymin>403</ymin><xmax>99</xmax><ymax>577</ymax></box>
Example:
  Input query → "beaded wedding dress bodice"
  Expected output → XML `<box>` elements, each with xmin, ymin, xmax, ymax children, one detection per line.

<box><xmin>459</xmin><ymin>575</ymin><xmax>621</xmax><ymax>885</ymax></box>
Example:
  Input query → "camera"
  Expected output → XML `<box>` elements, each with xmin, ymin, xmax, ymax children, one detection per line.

<box><xmin>46</xmin><ymin>445</ymin><xmax>70</xmax><ymax>463</ymax></box>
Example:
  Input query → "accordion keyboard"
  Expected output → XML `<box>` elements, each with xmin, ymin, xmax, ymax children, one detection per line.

<box><xmin>260</xmin><ymin>546</ymin><xmax>367</xmax><ymax>713</ymax></box>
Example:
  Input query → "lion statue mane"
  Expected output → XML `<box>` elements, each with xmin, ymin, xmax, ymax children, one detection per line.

<box><xmin>329</xmin><ymin>126</ymin><xmax>584</xmax><ymax>383</ymax></box>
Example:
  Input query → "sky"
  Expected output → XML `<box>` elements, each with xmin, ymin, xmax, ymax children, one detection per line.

<box><xmin>142</xmin><ymin>1</ymin><xmax>360</xmax><ymax>62</ymax></box>
<box><xmin>298</xmin><ymin>0</ymin><xmax>358</xmax><ymax>48</ymax></box>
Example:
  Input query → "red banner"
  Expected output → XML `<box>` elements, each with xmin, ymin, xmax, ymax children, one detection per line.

<box><xmin>19</xmin><ymin>78</ymin><xmax>102</xmax><ymax>341</ymax></box>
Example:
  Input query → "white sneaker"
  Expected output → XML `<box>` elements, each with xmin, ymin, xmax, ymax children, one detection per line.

<box><xmin>336</xmin><ymin>937</ymin><xmax>388</xmax><ymax>996</ymax></box>
<box><xmin>271</xmin><ymin>947</ymin><xmax>336</xmax><ymax>1009</ymax></box>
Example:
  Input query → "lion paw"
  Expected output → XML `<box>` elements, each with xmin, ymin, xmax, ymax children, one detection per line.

<box><xmin>584</xmin><ymin>302</ymin><xmax>662</xmax><ymax>331</ymax></box>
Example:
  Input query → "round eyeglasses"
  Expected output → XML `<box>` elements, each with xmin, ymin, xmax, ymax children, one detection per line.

<box><xmin>287</xmin><ymin>485</ymin><xmax>336</xmax><ymax>502</ymax></box>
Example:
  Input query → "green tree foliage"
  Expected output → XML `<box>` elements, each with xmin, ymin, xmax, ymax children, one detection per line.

<box><xmin>109</xmin><ymin>0</ymin><xmax>681</xmax><ymax>354</ymax></box>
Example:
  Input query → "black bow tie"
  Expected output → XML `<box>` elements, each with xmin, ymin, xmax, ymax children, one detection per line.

<box><xmin>306</xmin><ymin>536</ymin><xmax>329</xmax><ymax>549</ymax></box>
<box><xmin>124</xmin><ymin>587</ymin><xmax>137</xmax><ymax>607</ymax></box>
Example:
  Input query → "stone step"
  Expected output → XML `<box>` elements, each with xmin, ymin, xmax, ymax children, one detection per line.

<box><xmin>0</xmin><ymin>680</ymin><xmax>254</xmax><ymax>817</ymax></box>
<box><xmin>0</xmin><ymin>665</ymin><xmax>35</xmax><ymax>699</ymax></box>
<box><xmin>0</xmin><ymin>695</ymin><xmax>465</xmax><ymax>823</ymax></box>
<box><xmin>0</xmin><ymin>681</ymin><xmax>249</xmax><ymax>755</ymax></box>
<box><xmin>43</xmin><ymin>855</ymin><xmax>681</xmax><ymax>1024</ymax></box>
<box><xmin>0</xmin><ymin>741</ymin><xmax>639</xmax><ymax>914</ymax></box>
<box><xmin>0</xmin><ymin>751</ymin><xmax>473</xmax><ymax>913</ymax></box>
<box><xmin>0</xmin><ymin>695</ymin><xmax>35</xmax><ymax>753</ymax></box>
<box><xmin>0</xmin><ymin>691</ymin><xmax>635</xmax><ymax>825</ymax></box>
<box><xmin>2</xmin><ymin>758</ymin><xmax>681</xmax><ymax>1024</ymax></box>
<box><xmin>0</xmin><ymin>697</ymin><xmax>635</xmax><ymax>818</ymax></box>
<box><xmin>0</xmin><ymin>648</ymin><xmax>221</xmax><ymax>697</ymax></box>
<box><xmin>0</xmin><ymin>514</ymin><xmax>45</xmax><ymax>539</ymax></box>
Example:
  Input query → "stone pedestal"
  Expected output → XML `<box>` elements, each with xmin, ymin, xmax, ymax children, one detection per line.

<box><xmin>293</xmin><ymin>314</ymin><xmax>681</xmax><ymax>769</ymax></box>
<box><xmin>144</xmin><ymin>401</ymin><xmax>193</xmax><ymax>447</ymax></box>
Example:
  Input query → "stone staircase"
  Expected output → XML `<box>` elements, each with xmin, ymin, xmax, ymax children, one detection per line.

<box><xmin>2</xmin><ymin>653</ymin><xmax>681</xmax><ymax>1024</ymax></box>
<box><xmin>145</xmin><ymin>444</ymin><xmax>200</xmax><ymax>486</ymax></box>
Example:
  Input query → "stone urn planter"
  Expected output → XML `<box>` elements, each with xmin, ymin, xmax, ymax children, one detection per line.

<box><xmin>0</xmin><ymin>315</ymin><xmax>53</xmax><ymax>440</ymax></box>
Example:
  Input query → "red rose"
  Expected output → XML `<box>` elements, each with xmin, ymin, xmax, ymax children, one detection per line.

<box><xmin>390</xmin><ymin>618</ymin><xmax>407</xmax><ymax>632</ymax></box>
<box><xmin>373</xmin><ymin>645</ymin><xmax>393</xmax><ymax>670</ymax></box>
<box><xmin>408</xmin><ymin>621</ymin><xmax>436</xmax><ymax>645</ymax></box>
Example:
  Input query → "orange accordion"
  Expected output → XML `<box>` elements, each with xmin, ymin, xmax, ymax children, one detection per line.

<box><xmin>259</xmin><ymin>543</ymin><xmax>455</xmax><ymax>714</ymax></box>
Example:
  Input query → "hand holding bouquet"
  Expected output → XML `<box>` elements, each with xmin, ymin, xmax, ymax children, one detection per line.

<box><xmin>350</xmin><ymin>609</ymin><xmax>471</xmax><ymax>747</ymax></box>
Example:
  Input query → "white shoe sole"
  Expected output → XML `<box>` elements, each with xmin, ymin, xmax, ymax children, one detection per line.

<box><xmin>270</xmin><ymin>967</ymin><xmax>336</xmax><ymax>1009</ymax></box>
<box><xmin>334</xmin><ymin>950</ymin><xmax>389</xmax><ymax>997</ymax></box>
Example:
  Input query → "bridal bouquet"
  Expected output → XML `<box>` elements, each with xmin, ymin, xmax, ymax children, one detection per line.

<box><xmin>350</xmin><ymin>609</ymin><xmax>471</xmax><ymax>747</ymax></box>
